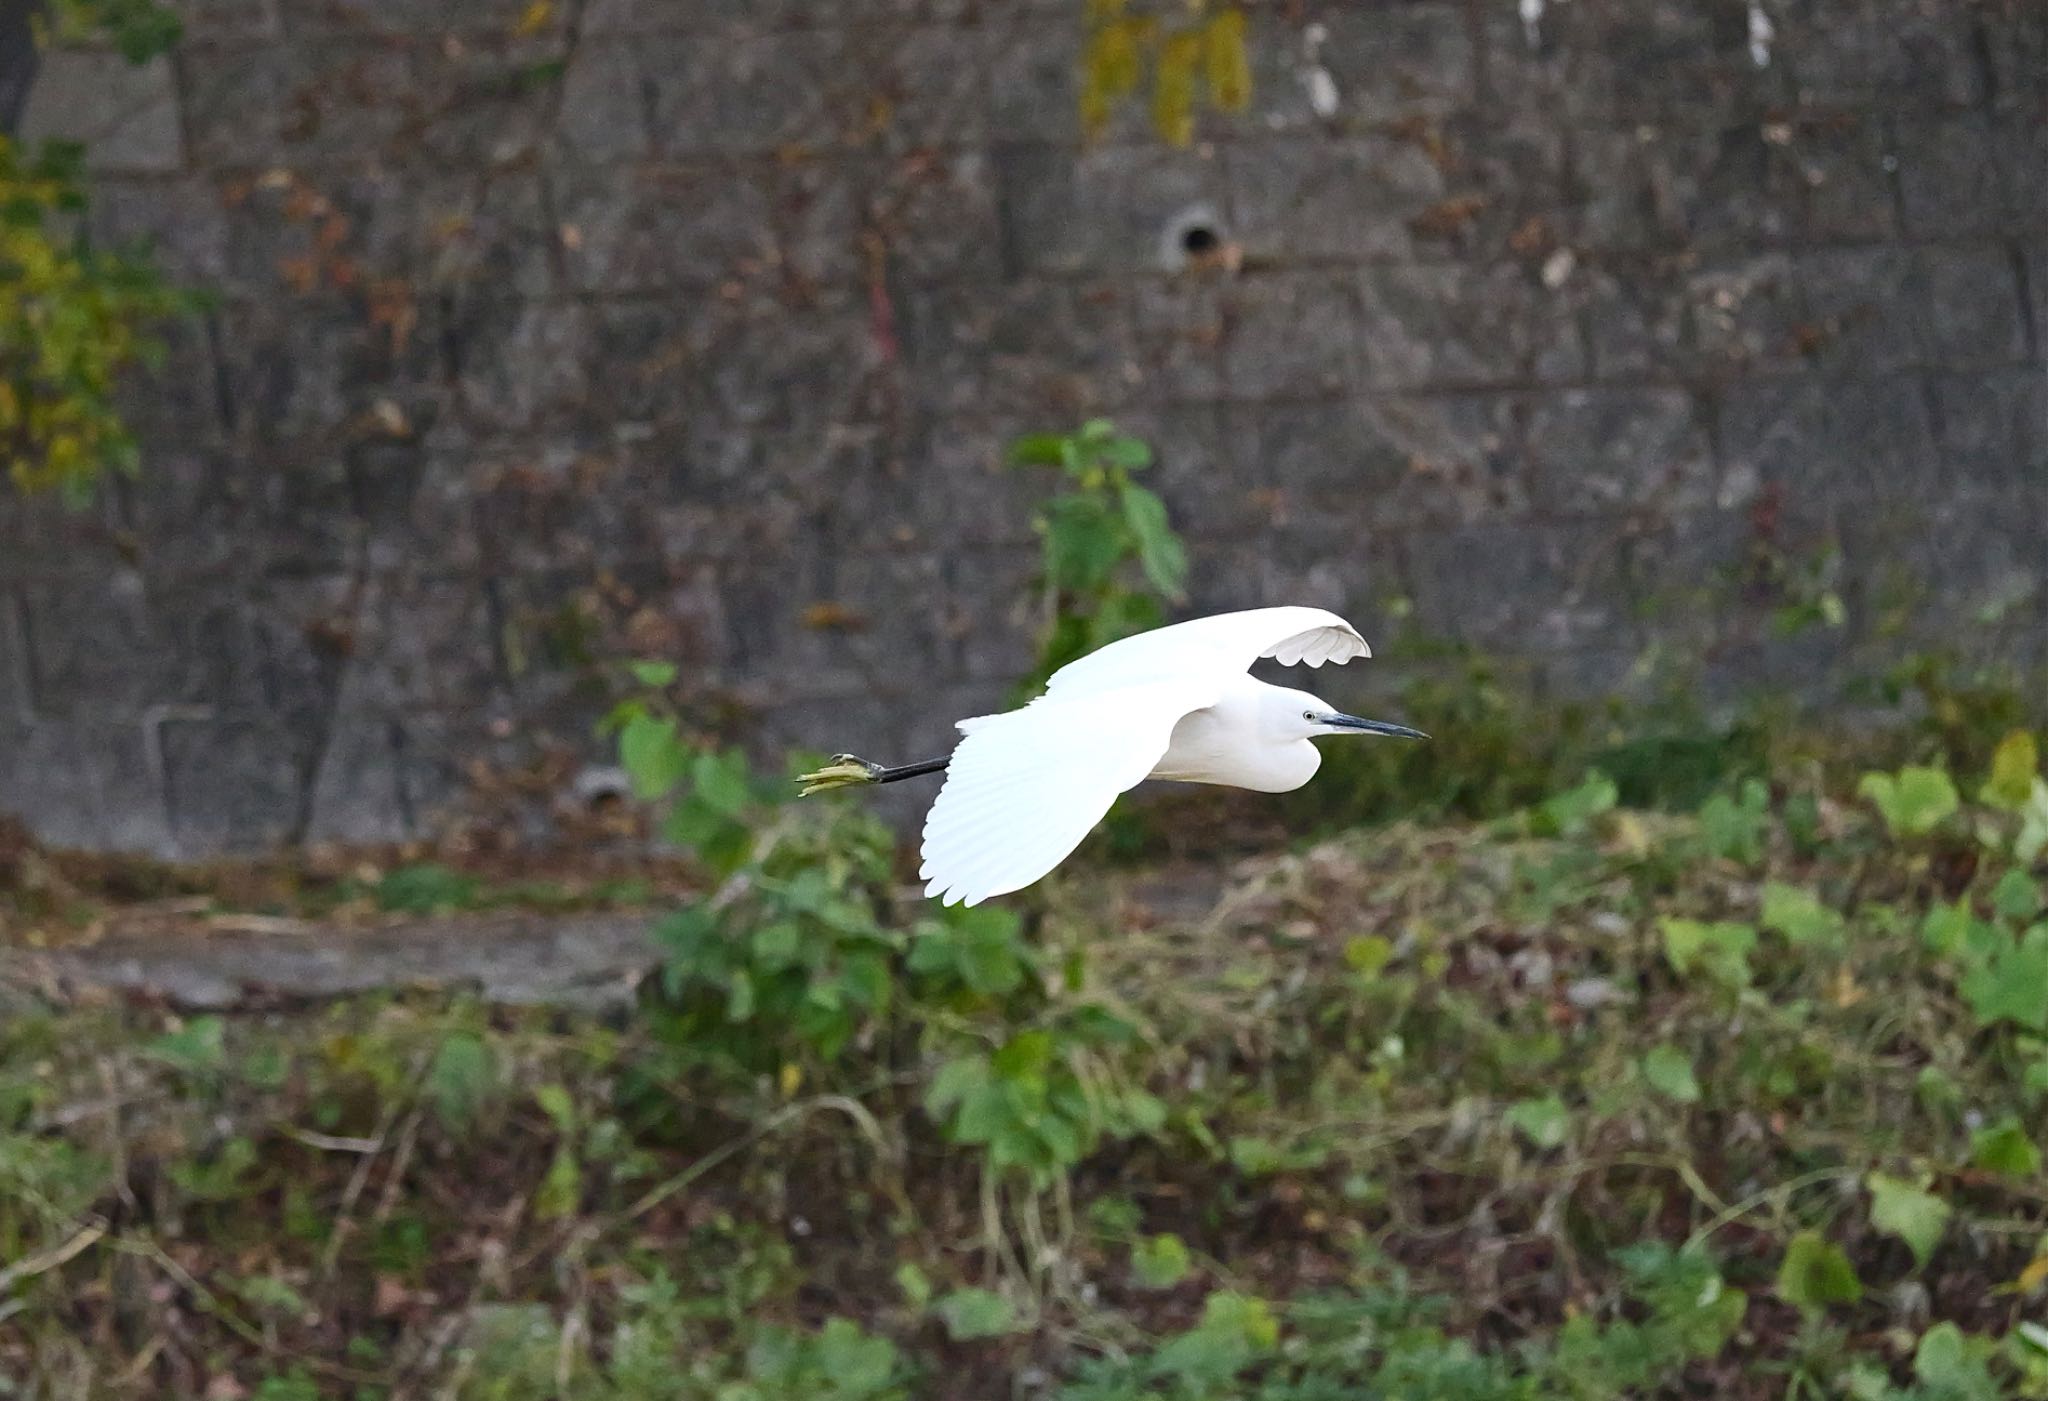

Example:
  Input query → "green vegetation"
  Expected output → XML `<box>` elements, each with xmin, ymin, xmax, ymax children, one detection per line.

<box><xmin>3</xmin><ymin>0</ymin><xmax>196</xmax><ymax>503</ymax></box>
<box><xmin>6</xmin><ymin>420</ymin><xmax>2048</xmax><ymax>1394</ymax></box>
<box><xmin>7</xmin><ymin>708</ymin><xmax>2048</xmax><ymax>1394</ymax></box>
<box><xmin>1009</xmin><ymin>417</ymin><xmax>1189</xmax><ymax>696</ymax></box>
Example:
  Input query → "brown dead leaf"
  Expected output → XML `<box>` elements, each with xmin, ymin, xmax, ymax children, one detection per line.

<box><xmin>801</xmin><ymin>602</ymin><xmax>868</xmax><ymax>631</ymax></box>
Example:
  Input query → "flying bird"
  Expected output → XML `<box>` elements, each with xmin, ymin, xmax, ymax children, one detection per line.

<box><xmin>798</xmin><ymin>606</ymin><xmax>1425</xmax><ymax>906</ymax></box>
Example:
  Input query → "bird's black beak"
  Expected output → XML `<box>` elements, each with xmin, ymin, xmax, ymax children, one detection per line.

<box><xmin>1327</xmin><ymin>713</ymin><xmax>1429</xmax><ymax>739</ymax></box>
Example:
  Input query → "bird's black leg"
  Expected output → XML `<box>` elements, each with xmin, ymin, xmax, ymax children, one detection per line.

<box><xmin>796</xmin><ymin>753</ymin><xmax>950</xmax><ymax>795</ymax></box>
<box><xmin>867</xmin><ymin>755</ymin><xmax>950</xmax><ymax>783</ymax></box>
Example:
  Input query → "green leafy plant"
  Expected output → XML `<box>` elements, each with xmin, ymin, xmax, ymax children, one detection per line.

<box><xmin>1866</xmin><ymin>1172</ymin><xmax>1951</xmax><ymax>1270</ymax></box>
<box><xmin>45</xmin><ymin>0</ymin><xmax>183</xmax><ymax>61</ymax></box>
<box><xmin>1777</xmin><ymin>1230</ymin><xmax>1863</xmax><ymax>1316</ymax></box>
<box><xmin>0</xmin><ymin>137</ymin><xmax>197</xmax><ymax>501</ymax></box>
<box><xmin>1860</xmin><ymin>764</ymin><xmax>1961</xmax><ymax>838</ymax></box>
<box><xmin>1009</xmin><ymin>419</ymin><xmax>1187</xmax><ymax>695</ymax></box>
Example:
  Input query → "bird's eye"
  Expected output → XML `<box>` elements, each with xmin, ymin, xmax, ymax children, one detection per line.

<box><xmin>1302</xmin><ymin>710</ymin><xmax>1315</xmax><ymax>721</ymax></box>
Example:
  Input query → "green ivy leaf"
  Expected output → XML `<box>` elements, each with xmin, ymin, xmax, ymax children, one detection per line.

<box><xmin>1981</xmin><ymin>730</ymin><xmax>2040</xmax><ymax>812</ymax></box>
<box><xmin>1969</xmin><ymin>1117</ymin><xmax>2042</xmax><ymax>1178</ymax></box>
<box><xmin>934</xmin><ymin>1287</ymin><xmax>1022</xmax><ymax>1340</ymax></box>
<box><xmin>1760</xmin><ymin>882</ymin><xmax>1845</xmax><ymax>948</ymax></box>
<box><xmin>1642</xmin><ymin>1045</ymin><xmax>1701</xmax><ymax>1104</ymax></box>
<box><xmin>1117</xmin><ymin>482</ymin><xmax>1188</xmax><ymax>600</ymax></box>
<box><xmin>1912</xmin><ymin>1322</ymin><xmax>2002</xmax><ymax>1401</ymax></box>
<box><xmin>1776</xmin><ymin>1231</ymin><xmax>1862</xmax><ymax>1315</ymax></box>
<box><xmin>619</xmin><ymin>712</ymin><xmax>687</xmax><ymax>800</ymax></box>
<box><xmin>425</xmin><ymin>1032</ymin><xmax>495</xmax><ymax>1129</ymax></box>
<box><xmin>1505</xmin><ymin>1094</ymin><xmax>1570</xmax><ymax>1149</ymax></box>
<box><xmin>1958</xmin><ymin>924</ymin><xmax>2048</xmax><ymax>1032</ymax></box>
<box><xmin>1991</xmin><ymin>869</ymin><xmax>2043</xmax><ymax>923</ymax></box>
<box><xmin>627</xmin><ymin>659</ymin><xmax>677</xmax><ymax>688</ymax></box>
<box><xmin>1041</xmin><ymin>494</ymin><xmax>1126</xmax><ymax>594</ymax></box>
<box><xmin>1858</xmin><ymin>765</ymin><xmax>1959</xmax><ymax>837</ymax></box>
<box><xmin>1660</xmin><ymin>917</ymin><xmax>1757</xmax><ymax>988</ymax></box>
<box><xmin>1535</xmin><ymin>772</ymin><xmax>1618</xmax><ymax>838</ymax></box>
<box><xmin>1866</xmin><ymin>1173</ymin><xmax>1951</xmax><ymax>1269</ymax></box>
<box><xmin>1697</xmin><ymin>779</ymin><xmax>1770</xmax><ymax>864</ymax></box>
<box><xmin>1131</xmin><ymin>1233</ymin><xmax>1192</xmax><ymax>1290</ymax></box>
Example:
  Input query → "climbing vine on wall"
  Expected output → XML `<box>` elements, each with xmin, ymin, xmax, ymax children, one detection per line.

<box><xmin>3</xmin><ymin>0</ymin><xmax>194</xmax><ymax>503</ymax></box>
<box><xmin>41</xmin><ymin>0</ymin><xmax>182</xmax><ymax>63</ymax></box>
<box><xmin>1079</xmin><ymin>0</ymin><xmax>1252</xmax><ymax>146</ymax></box>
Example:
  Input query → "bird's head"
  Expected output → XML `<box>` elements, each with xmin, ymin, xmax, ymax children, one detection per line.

<box><xmin>1278</xmin><ymin>689</ymin><xmax>1429</xmax><ymax>743</ymax></box>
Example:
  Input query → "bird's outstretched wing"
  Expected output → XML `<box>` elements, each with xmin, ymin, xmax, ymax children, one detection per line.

<box><xmin>920</xmin><ymin>678</ymin><xmax>1215</xmax><ymax>907</ymax></box>
<box><xmin>1038</xmin><ymin>606</ymin><xmax>1368</xmax><ymax>701</ymax></box>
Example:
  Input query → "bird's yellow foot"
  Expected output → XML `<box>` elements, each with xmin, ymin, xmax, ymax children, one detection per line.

<box><xmin>795</xmin><ymin>755</ymin><xmax>883</xmax><ymax>797</ymax></box>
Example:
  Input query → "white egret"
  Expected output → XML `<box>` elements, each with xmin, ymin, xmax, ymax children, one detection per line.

<box><xmin>798</xmin><ymin>606</ymin><xmax>1425</xmax><ymax>906</ymax></box>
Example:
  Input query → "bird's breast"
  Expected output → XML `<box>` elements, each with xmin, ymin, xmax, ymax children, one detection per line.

<box><xmin>1149</xmin><ymin>713</ymin><xmax>1321</xmax><ymax>793</ymax></box>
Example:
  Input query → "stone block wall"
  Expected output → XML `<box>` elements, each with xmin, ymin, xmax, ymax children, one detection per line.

<box><xmin>1</xmin><ymin>0</ymin><xmax>2043</xmax><ymax>854</ymax></box>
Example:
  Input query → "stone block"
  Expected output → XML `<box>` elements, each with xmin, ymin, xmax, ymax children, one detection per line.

<box><xmin>862</xmin><ymin>149</ymin><xmax>1006</xmax><ymax>286</ymax></box>
<box><xmin>552</xmin><ymin>40</ymin><xmax>649</xmax><ymax>160</ymax></box>
<box><xmin>17</xmin><ymin>571</ymin><xmax>180</xmax><ymax>717</ymax></box>
<box><xmin>1397</xmin><ymin>518</ymin><xmax>1642</xmax><ymax>653</ymax></box>
<box><xmin>1223</xmin><ymin>270</ymin><xmax>1363</xmax><ymax>399</ymax></box>
<box><xmin>1897</xmin><ymin>114</ymin><xmax>2004</xmax><ymax>239</ymax></box>
<box><xmin>1217</xmin><ymin>394</ymin><xmax>1526</xmax><ymax>534</ymax></box>
<box><xmin>161</xmin><ymin>716</ymin><xmax>305</xmax><ymax>851</ymax></box>
<box><xmin>113</xmin><ymin>313</ymin><xmax>227</xmax><ymax>450</ymax></box>
<box><xmin>1228</xmin><ymin>135</ymin><xmax>1445</xmax><ymax>264</ymax></box>
<box><xmin>304</xmin><ymin>700</ymin><xmax>410</xmax><ymax>844</ymax></box>
<box><xmin>851</xmin><ymin>19</ymin><xmax>992</xmax><ymax>151</ymax></box>
<box><xmin>995</xmin><ymin>141</ymin><xmax>1226</xmax><ymax>277</ymax></box>
<box><xmin>1912</xmin><ymin>249</ymin><xmax>2028</xmax><ymax>368</ymax></box>
<box><xmin>1793</xmin><ymin>248</ymin><xmax>1922</xmax><ymax>372</ymax></box>
<box><xmin>407</xmin><ymin>37</ymin><xmax>569</xmax><ymax>168</ymax></box>
<box><xmin>898</xmin><ymin>281</ymin><xmax>1139</xmax><ymax>419</ymax></box>
<box><xmin>168</xmin><ymin>0</ymin><xmax>281</xmax><ymax>41</ymax></box>
<box><xmin>449</xmin><ymin>297</ymin><xmax>595</xmax><ymax>432</ymax></box>
<box><xmin>177</xmin><ymin>43</ymin><xmax>287</xmax><ymax>165</ymax></box>
<box><xmin>1835</xmin><ymin>378</ymin><xmax>1946</xmax><ymax>507</ymax></box>
<box><xmin>213</xmin><ymin>295</ymin><xmax>442</xmax><ymax>448</ymax></box>
<box><xmin>1581</xmin><ymin>257</ymin><xmax>1694</xmax><ymax>380</ymax></box>
<box><xmin>214</xmin><ymin>166</ymin><xmax>409</xmax><ymax>297</ymax></box>
<box><xmin>21</xmin><ymin>50</ymin><xmax>184</xmax><ymax>174</ymax></box>
<box><xmin>0</xmin><ymin>720</ymin><xmax>173</xmax><ymax>854</ymax></box>
<box><xmin>1992</xmin><ymin>118</ymin><xmax>2048</xmax><ymax>229</ymax></box>
<box><xmin>414</xmin><ymin>171</ymin><xmax>557</xmax><ymax>300</ymax></box>
<box><xmin>277</xmin><ymin>39</ymin><xmax>420</xmax><ymax>162</ymax></box>
<box><xmin>1719</xmin><ymin>371</ymin><xmax>1938</xmax><ymax>512</ymax></box>
<box><xmin>1525</xmin><ymin>388</ymin><xmax>1716</xmax><ymax>515</ymax></box>
<box><xmin>88</xmin><ymin>177</ymin><xmax>232</xmax><ymax>285</ymax></box>
<box><xmin>1249</xmin><ymin>2</ymin><xmax>1474</xmax><ymax>131</ymax></box>
<box><xmin>1582</xmin><ymin>0</ymin><xmax>1791</xmax><ymax>120</ymax></box>
<box><xmin>1714</xmin><ymin>374</ymin><xmax>1829</xmax><ymax>509</ymax></box>
<box><xmin>1929</xmin><ymin>367</ymin><xmax>2048</xmax><ymax>487</ymax></box>
<box><xmin>0</xmin><ymin>596</ymin><xmax>29</xmax><ymax>724</ymax></box>
<box><xmin>1777</xmin><ymin>0</ymin><xmax>1982</xmax><ymax>109</ymax></box>
<box><xmin>1792</xmin><ymin>115</ymin><xmax>1898</xmax><ymax>241</ymax></box>
<box><xmin>1126</xmin><ymin>279</ymin><xmax>1224</xmax><ymax>403</ymax></box>
<box><xmin>1355</xmin><ymin>262</ymin><xmax>1582</xmax><ymax>389</ymax></box>
<box><xmin>984</xmin><ymin>11</ymin><xmax>1095</xmax><ymax>146</ymax></box>
<box><xmin>1420</xmin><ymin>116</ymin><xmax>1568</xmax><ymax>259</ymax></box>
<box><xmin>829</xmin><ymin>418</ymin><xmax>1041</xmax><ymax>552</ymax></box>
<box><xmin>1686</xmin><ymin>252</ymin><xmax>1803</xmax><ymax>370</ymax></box>
<box><xmin>1984</xmin><ymin>6</ymin><xmax>2048</xmax><ymax>113</ymax></box>
<box><xmin>278</xmin><ymin>0</ymin><xmax>555</xmax><ymax>36</ymax></box>
<box><xmin>554</xmin><ymin>161</ymin><xmax>776</xmax><ymax>294</ymax></box>
<box><xmin>645</xmin><ymin>29</ymin><xmax>842</xmax><ymax>156</ymax></box>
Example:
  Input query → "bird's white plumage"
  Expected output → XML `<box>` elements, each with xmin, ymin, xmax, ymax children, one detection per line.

<box><xmin>1037</xmin><ymin>605</ymin><xmax>1367</xmax><ymax>700</ymax></box>
<box><xmin>919</xmin><ymin>608</ymin><xmax>1374</xmax><ymax>906</ymax></box>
